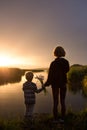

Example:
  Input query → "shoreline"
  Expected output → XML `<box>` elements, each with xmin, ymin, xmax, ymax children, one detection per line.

<box><xmin>0</xmin><ymin>109</ymin><xmax>87</xmax><ymax>129</ymax></box>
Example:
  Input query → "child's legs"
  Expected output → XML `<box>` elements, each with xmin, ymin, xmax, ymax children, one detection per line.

<box><xmin>25</xmin><ymin>104</ymin><xmax>35</xmax><ymax>117</ymax></box>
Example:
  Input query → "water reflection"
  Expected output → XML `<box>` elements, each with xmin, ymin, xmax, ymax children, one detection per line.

<box><xmin>0</xmin><ymin>69</ymin><xmax>87</xmax><ymax>118</ymax></box>
<box><xmin>67</xmin><ymin>82</ymin><xmax>87</xmax><ymax>98</ymax></box>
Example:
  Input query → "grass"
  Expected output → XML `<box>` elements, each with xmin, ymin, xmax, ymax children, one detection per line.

<box><xmin>0</xmin><ymin>109</ymin><xmax>87</xmax><ymax>130</ymax></box>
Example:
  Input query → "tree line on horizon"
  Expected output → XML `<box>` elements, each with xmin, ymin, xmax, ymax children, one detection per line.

<box><xmin>0</xmin><ymin>65</ymin><xmax>87</xmax><ymax>95</ymax></box>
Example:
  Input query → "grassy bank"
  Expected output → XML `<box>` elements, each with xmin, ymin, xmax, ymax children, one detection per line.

<box><xmin>0</xmin><ymin>109</ymin><xmax>87</xmax><ymax>130</ymax></box>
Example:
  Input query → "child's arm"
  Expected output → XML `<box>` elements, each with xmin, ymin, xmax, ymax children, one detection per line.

<box><xmin>34</xmin><ymin>84</ymin><xmax>45</xmax><ymax>93</ymax></box>
<box><xmin>37</xmin><ymin>85</ymin><xmax>46</xmax><ymax>93</ymax></box>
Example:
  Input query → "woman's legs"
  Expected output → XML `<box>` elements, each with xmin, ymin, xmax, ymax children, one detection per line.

<box><xmin>60</xmin><ymin>86</ymin><xmax>67</xmax><ymax>119</ymax></box>
<box><xmin>52</xmin><ymin>87</ymin><xmax>59</xmax><ymax>120</ymax></box>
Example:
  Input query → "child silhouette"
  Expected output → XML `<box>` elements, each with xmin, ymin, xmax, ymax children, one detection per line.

<box><xmin>23</xmin><ymin>71</ymin><xmax>45</xmax><ymax>119</ymax></box>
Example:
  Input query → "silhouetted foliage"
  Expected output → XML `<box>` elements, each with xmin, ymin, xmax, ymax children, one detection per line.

<box><xmin>67</xmin><ymin>64</ymin><xmax>87</xmax><ymax>97</ymax></box>
<box><xmin>0</xmin><ymin>67</ymin><xmax>24</xmax><ymax>85</ymax></box>
<box><xmin>0</xmin><ymin>109</ymin><xmax>87</xmax><ymax>130</ymax></box>
<box><xmin>0</xmin><ymin>67</ymin><xmax>45</xmax><ymax>86</ymax></box>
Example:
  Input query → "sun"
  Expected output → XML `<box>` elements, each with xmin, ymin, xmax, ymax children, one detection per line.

<box><xmin>0</xmin><ymin>55</ymin><xmax>16</xmax><ymax>67</ymax></box>
<box><xmin>0</xmin><ymin>53</ymin><xmax>39</xmax><ymax>69</ymax></box>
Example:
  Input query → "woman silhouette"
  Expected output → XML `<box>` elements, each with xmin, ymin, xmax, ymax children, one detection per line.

<box><xmin>44</xmin><ymin>46</ymin><xmax>69</xmax><ymax>123</ymax></box>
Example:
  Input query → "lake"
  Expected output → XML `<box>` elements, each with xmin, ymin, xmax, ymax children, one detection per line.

<box><xmin>0</xmin><ymin>70</ymin><xmax>87</xmax><ymax>118</ymax></box>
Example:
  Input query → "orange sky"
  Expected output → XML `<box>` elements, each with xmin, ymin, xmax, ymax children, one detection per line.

<box><xmin>0</xmin><ymin>1</ymin><xmax>87</xmax><ymax>69</ymax></box>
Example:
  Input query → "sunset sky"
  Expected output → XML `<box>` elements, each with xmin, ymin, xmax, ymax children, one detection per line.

<box><xmin>0</xmin><ymin>0</ymin><xmax>87</xmax><ymax>69</ymax></box>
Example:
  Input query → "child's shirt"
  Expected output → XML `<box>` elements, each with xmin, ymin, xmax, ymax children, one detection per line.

<box><xmin>23</xmin><ymin>81</ymin><xmax>37</xmax><ymax>104</ymax></box>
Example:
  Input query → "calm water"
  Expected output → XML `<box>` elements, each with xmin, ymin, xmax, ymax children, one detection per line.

<box><xmin>0</xmin><ymin>71</ymin><xmax>87</xmax><ymax>118</ymax></box>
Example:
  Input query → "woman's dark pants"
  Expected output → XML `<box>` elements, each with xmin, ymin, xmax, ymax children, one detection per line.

<box><xmin>52</xmin><ymin>85</ymin><xmax>66</xmax><ymax>120</ymax></box>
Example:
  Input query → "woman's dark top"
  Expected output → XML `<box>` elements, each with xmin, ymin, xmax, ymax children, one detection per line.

<box><xmin>45</xmin><ymin>57</ymin><xmax>69</xmax><ymax>88</ymax></box>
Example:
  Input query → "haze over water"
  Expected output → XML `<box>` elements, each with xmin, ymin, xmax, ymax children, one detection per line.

<box><xmin>0</xmin><ymin>71</ymin><xmax>86</xmax><ymax>118</ymax></box>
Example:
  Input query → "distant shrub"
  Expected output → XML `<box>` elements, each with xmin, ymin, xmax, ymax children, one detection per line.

<box><xmin>82</xmin><ymin>76</ymin><xmax>87</xmax><ymax>97</ymax></box>
<box><xmin>82</xmin><ymin>76</ymin><xmax>87</xmax><ymax>87</ymax></box>
<box><xmin>0</xmin><ymin>67</ymin><xmax>24</xmax><ymax>85</ymax></box>
<box><xmin>67</xmin><ymin>65</ymin><xmax>87</xmax><ymax>85</ymax></box>
<box><xmin>67</xmin><ymin>65</ymin><xmax>87</xmax><ymax>95</ymax></box>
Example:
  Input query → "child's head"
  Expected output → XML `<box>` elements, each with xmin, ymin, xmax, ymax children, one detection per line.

<box><xmin>25</xmin><ymin>71</ymin><xmax>34</xmax><ymax>81</ymax></box>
